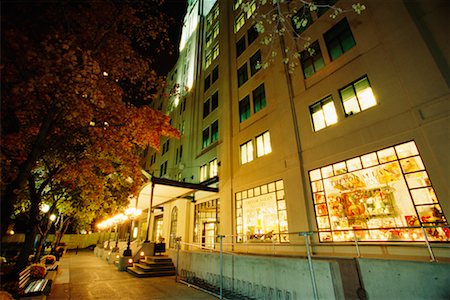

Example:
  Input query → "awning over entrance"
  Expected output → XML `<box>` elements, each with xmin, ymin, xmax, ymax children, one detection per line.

<box><xmin>136</xmin><ymin>177</ymin><xmax>219</xmax><ymax>211</ymax></box>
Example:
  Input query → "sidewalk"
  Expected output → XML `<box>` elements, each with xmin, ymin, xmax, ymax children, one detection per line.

<box><xmin>47</xmin><ymin>249</ymin><xmax>216</xmax><ymax>300</ymax></box>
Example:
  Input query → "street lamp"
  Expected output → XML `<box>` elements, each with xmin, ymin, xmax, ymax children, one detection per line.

<box><xmin>123</xmin><ymin>208</ymin><xmax>142</xmax><ymax>256</ymax></box>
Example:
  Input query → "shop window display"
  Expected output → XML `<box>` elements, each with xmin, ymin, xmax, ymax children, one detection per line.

<box><xmin>236</xmin><ymin>180</ymin><xmax>289</xmax><ymax>243</ymax></box>
<box><xmin>309</xmin><ymin>141</ymin><xmax>448</xmax><ymax>242</ymax></box>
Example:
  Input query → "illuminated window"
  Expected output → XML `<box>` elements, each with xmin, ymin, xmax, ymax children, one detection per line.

<box><xmin>200</xmin><ymin>164</ymin><xmax>208</xmax><ymax>182</ymax></box>
<box><xmin>211</xmin><ymin>120</ymin><xmax>219</xmax><ymax>144</ymax></box>
<box><xmin>206</xmin><ymin>15</ymin><xmax>213</xmax><ymax>28</ymax></box>
<box><xmin>235</xmin><ymin>13</ymin><xmax>245</xmax><ymax>33</ymax></box>
<box><xmin>213</xmin><ymin>6</ymin><xmax>219</xmax><ymax>19</ymax></box>
<box><xmin>206</xmin><ymin>32</ymin><xmax>212</xmax><ymax>48</ymax></box>
<box><xmin>339</xmin><ymin>76</ymin><xmax>376</xmax><ymax>116</ymax></box>
<box><xmin>309</xmin><ymin>141</ymin><xmax>448</xmax><ymax>243</ymax></box>
<box><xmin>236</xmin><ymin>36</ymin><xmax>246</xmax><ymax>57</ymax></box>
<box><xmin>310</xmin><ymin>96</ymin><xmax>338</xmax><ymax>131</ymax></box>
<box><xmin>235</xmin><ymin>180</ymin><xmax>289</xmax><ymax>243</ymax></box>
<box><xmin>213</xmin><ymin>24</ymin><xmax>219</xmax><ymax>39</ymax></box>
<box><xmin>252</xmin><ymin>83</ymin><xmax>266</xmax><ymax>113</ymax></box>
<box><xmin>202</xmin><ymin>128</ymin><xmax>210</xmax><ymax>149</ymax></box>
<box><xmin>300</xmin><ymin>41</ymin><xmax>325</xmax><ymax>78</ymax></box>
<box><xmin>239</xmin><ymin>95</ymin><xmax>251</xmax><ymax>122</ymax></box>
<box><xmin>237</xmin><ymin>64</ymin><xmax>248</xmax><ymax>87</ymax></box>
<box><xmin>249</xmin><ymin>50</ymin><xmax>261</xmax><ymax>76</ymax></box>
<box><xmin>246</xmin><ymin>0</ymin><xmax>256</xmax><ymax>18</ymax></box>
<box><xmin>324</xmin><ymin>18</ymin><xmax>356</xmax><ymax>61</ymax></box>
<box><xmin>240</xmin><ymin>140</ymin><xmax>253</xmax><ymax>164</ymax></box>
<box><xmin>205</xmin><ymin>52</ymin><xmax>212</xmax><ymax>68</ymax></box>
<box><xmin>212</xmin><ymin>44</ymin><xmax>219</xmax><ymax>60</ymax></box>
<box><xmin>209</xmin><ymin>159</ymin><xmax>218</xmax><ymax>178</ymax></box>
<box><xmin>234</xmin><ymin>0</ymin><xmax>243</xmax><ymax>10</ymax></box>
<box><xmin>256</xmin><ymin>131</ymin><xmax>272</xmax><ymax>157</ymax></box>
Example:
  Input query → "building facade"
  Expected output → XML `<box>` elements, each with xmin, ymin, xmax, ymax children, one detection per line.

<box><xmin>138</xmin><ymin>0</ymin><xmax>449</xmax><ymax>259</ymax></box>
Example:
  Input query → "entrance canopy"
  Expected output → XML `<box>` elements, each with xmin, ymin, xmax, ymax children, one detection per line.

<box><xmin>135</xmin><ymin>177</ymin><xmax>219</xmax><ymax>211</ymax></box>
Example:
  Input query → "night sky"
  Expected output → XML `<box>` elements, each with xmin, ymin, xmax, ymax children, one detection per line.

<box><xmin>157</xmin><ymin>0</ymin><xmax>188</xmax><ymax>75</ymax></box>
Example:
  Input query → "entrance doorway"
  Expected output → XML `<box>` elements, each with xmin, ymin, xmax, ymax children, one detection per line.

<box><xmin>202</xmin><ymin>222</ymin><xmax>216</xmax><ymax>249</ymax></box>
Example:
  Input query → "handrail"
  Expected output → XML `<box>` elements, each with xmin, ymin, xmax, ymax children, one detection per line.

<box><xmin>178</xmin><ymin>224</ymin><xmax>449</xmax><ymax>263</ymax></box>
<box><xmin>174</xmin><ymin>224</ymin><xmax>449</xmax><ymax>300</ymax></box>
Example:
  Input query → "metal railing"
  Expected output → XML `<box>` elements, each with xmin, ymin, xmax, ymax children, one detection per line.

<box><xmin>175</xmin><ymin>224</ymin><xmax>449</xmax><ymax>299</ymax></box>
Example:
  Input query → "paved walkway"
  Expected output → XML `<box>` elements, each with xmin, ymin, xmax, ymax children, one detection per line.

<box><xmin>47</xmin><ymin>249</ymin><xmax>216</xmax><ymax>300</ymax></box>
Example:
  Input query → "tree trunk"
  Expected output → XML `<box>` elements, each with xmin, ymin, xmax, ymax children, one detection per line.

<box><xmin>1</xmin><ymin>113</ymin><xmax>55</xmax><ymax>235</ymax></box>
<box><xmin>52</xmin><ymin>217</ymin><xmax>71</xmax><ymax>252</ymax></box>
<box><xmin>34</xmin><ymin>223</ymin><xmax>51</xmax><ymax>262</ymax></box>
<box><xmin>13</xmin><ymin>176</ymin><xmax>41</xmax><ymax>276</ymax></box>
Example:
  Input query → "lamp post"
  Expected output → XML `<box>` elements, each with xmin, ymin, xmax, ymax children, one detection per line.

<box><xmin>111</xmin><ymin>213</ymin><xmax>127</xmax><ymax>252</ymax></box>
<box><xmin>123</xmin><ymin>208</ymin><xmax>142</xmax><ymax>256</ymax></box>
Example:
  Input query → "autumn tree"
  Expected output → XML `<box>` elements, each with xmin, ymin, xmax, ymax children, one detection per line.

<box><xmin>1</xmin><ymin>0</ymin><xmax>179</xmax><ymax>274</ymax></box>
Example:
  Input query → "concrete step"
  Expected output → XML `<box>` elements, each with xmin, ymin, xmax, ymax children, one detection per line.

<box><xmin>127</xmin><ymin>267</ymin><xmax>176</xmax><ymax>278</ymax></box>
<box><xmin>138</xmin><ymin>260</ymin><xmax>174</xmax><ymax>267</ymax></box>
<box><xmin>134</xmin><ymin>263</ymin><xmax>175</xmax><ymax>272</ymax></box>
<box><xmin>142</xmin><ymin>256</ymin><xmax>172</xmax><ymax>263</ymax></box>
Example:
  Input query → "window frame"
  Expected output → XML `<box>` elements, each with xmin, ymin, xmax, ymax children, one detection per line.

<box><xmin>203</xmin><ymin>99</ymin><xmax>211</xmax><ymax>119</ymax></box>
<box><xmin>339</xmin><ymin>75</ymin><xmax>376</xmax><ymax>117</ymax></box>
<box><xmin>202</xmin><ymin>127</ymin><xmax>210</xmax><ymax>149</ymax></box>
<box><xmin>255</xmin><ymin>131</ymin><xmax>272</xmax><ymax>158</ymax></box>
<box><xmin>237</xmin><ymin>63</ymin><xmax>249</xmax><ymax>87</ymax></box>
<box><xmin>309</xmin><ymin>95</ymin><xmax>338</xmax><ymax>131</ymax></box>
<box><xmin>324</xmin><ymin>18</ymin><xmax>356</xmax><ymax>61</ymax></box>
<box><xmin>239</xmin><ymin>95</ymin><xmax>251</xmax><ymax>123</ymax></box>
<box><xmin>252</xmin><ymin>83</ymin><xmax>266</xmax><ymax>113</ymax></box>
<box><xmin>300</xmin><ymin>41</ymin><xmax>325</xmax><ymax>78</ymax></box>
<box><xmin>211</xmin><ymin>91</ymin><xmax>219</xmax><ymax>111</ymax></box>
<box><xmin>236</xmin><ymin>36</ymin><xmax>246</xmax><ymax>57</ymax></box>
<box><xmin>249</xmin><ymin>50</ymin><xmax>261</xmax><ymax>76</ymax></box>
<box><xmin>240</xmin><ymin>140</ymin><xmax>254</xmax><ymax>164</ymax></box>
<box><xmin>211</xmin><ymin>120</ymin><xmax>219</xmax><ymax>144</ymax></box>
<box><xmin>212</xmin><ymin>66</ymin><xmax>219</xmax><ymax>83</ymax></box>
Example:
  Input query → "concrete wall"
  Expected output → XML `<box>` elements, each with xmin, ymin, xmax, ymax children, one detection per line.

<box><xmin>358</xmin><ymin>258</ymin><xmax>450</xmax><ymax>300</ymax></box>
<box><xmin>171</xmin><ymin>250</ymin><xmax>344</xmax><ymax>299</ymax></box>
<box><xmin>171</xmin><ymin>249</ymin><xmax>450</xmax><ymax>300</ymax></box>
<box><xmin>2</xmin><ymin>233</ymin><xmax>114</xmax><ymax>250</ymax></box>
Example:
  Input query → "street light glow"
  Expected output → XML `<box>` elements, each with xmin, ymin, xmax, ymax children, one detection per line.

<box><xmin>40</xmin><ymin>203</ymin><xmax>50</xmax><ymax>213</ymax></box>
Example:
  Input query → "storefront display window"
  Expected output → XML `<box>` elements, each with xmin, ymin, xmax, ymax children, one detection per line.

<box><xmin>194</xmin><ymin>199</ymin><xmax>220</xmax><ymax>249</ymax></box>
<box><xmin>236</xmin><ymin>180</ymin><xmax>289</xmax><ymax>243</ymax></box>
<box><xmin>309</xmin><ymin>141</ymin><xmax>448</xmax><ymax>242</ymax></box>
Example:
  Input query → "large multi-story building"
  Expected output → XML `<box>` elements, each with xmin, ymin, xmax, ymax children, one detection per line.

<box><xmin>135</xmin><ymin>0</ymin><xmax>448</xmax><ymax>265</ymax></box>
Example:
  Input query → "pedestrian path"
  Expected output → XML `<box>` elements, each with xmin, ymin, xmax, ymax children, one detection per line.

<box><xmin>47</xmin><ymin>249</ymin><xmax>216</xmax><ymax>300</ymax></box>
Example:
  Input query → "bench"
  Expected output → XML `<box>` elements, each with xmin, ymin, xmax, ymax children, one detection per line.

<box><xmin>18</xmin><ymin>266</ymin><xmax>52</xmax><ymax>299</ymax></box>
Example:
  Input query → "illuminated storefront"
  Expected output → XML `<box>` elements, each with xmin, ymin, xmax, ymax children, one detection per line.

<box><xmin>309</xmin><ymin>141</ymin><xmax>448</xmax><ymax>242</ymax></box>
<box><xmin>236</xmin><ymin>180</ymin><xmax>289</xmax><ymax>243</ymax></box>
